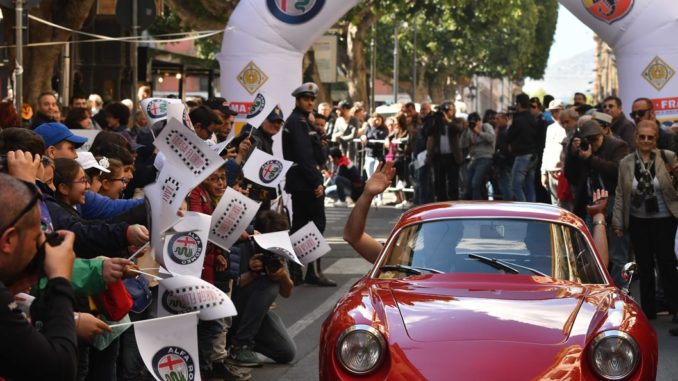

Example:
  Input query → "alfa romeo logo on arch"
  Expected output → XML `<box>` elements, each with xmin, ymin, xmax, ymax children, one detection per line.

<box><xmin>267</xmin><ymin>0</ymin><xmax>325</xmax><ymax>24</ymax></box>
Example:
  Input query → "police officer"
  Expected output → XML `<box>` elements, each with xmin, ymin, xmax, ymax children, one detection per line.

<box><xmin>283</xmin><ymin>83</ymin><xmax>336</xmax><ymax>287</ymax></box>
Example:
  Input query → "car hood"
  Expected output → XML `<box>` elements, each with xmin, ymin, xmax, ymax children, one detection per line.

<box><xmin>390</xmin><ymin>275</ymin><xmax>591</xmax><ymax>344</ymax></box>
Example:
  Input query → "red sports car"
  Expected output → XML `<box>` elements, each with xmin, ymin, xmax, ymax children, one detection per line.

<box><xmin>320</xmin><ymin>202</ymin><xmax>657</xmax><ymax>380</ymax></box>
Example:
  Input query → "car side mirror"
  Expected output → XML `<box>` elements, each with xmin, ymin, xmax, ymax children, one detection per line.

<box><xmin>621</xmin><ymin>262</ymin><xmax>637</xmax><ymax>295</ymax></box>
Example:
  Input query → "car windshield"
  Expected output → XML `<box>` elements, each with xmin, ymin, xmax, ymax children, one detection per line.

<box><xmin>378</xmin><ymin>218</ymin><xmax>606</xmax><ymax>284</ymax></box>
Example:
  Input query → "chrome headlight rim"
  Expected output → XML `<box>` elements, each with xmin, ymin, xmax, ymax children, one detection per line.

<box><xmin>336</xmin><ymin>324</ymin><xmax>387</xmax><ymax>375</ymax></box>
<box><xmin>588</xmin><ymin>330</ymin><xmax>640</xmax><ymax>380</ymax></box>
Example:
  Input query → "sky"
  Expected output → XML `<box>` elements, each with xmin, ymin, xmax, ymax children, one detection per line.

<box><xmin>523</xmin><ymin>4</ymin><xmax>596</xmax><ymax>101</ymax></box>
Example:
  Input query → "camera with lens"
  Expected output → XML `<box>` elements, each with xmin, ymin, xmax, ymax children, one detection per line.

<box><xmin>631</xmin><ymin>192</ymin><xmax>659</xmax><ymax>213</ymax></box>
<box><xmin>261</xmin><ymin>250</ymin><xmax>283</xmax><ymax>273</ymax></box>
<box><xmin>573</xmin><ymin>129</ymin><xmax>590</xmax><ymax>151</ymax></box>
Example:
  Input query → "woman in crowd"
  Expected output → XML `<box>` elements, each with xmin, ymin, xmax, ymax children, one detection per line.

<box><xmin>360</xmin><ymin>113</ymin><xmax>389</xmax><ymax>205</ymax></box>
<box><xmin>384</xmin><ymin>114</ymin><xmax>410</xmax><ymax>207</ymax></box>
<box><xmin>612</xmin><ymin>120</ymin><xmax>678</xmax><ymax>322</ymax></box>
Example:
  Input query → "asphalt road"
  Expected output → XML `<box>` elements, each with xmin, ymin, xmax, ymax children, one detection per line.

<box><xmin>248</xmin><ymin>205</ymin><xmax>678</xmax><ymax>381</ymax></box>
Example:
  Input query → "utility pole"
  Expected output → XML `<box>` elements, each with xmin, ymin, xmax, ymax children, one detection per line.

<box><xmin>412</xmin><ymin>23</ymin><xmax>417</xmax><ymax>104</ymax></box>
<box><xmin>131</xmin><ymin>0</ymin><xmax>139</xmax><ymax>110</ymax></box>
<box><xmin>393</xmin><ymin>24</ymin><xmax>399</xmax><ymax>104</ymax></box>
<box><xmin>369</xmin><ymin>33</ymin><xmax>375</xmax><ymax>112</ymax></box>
<box><xmin>14</xmin><ymin>0</ymin><xmax>23</xmax><ymax>112</ymax></box>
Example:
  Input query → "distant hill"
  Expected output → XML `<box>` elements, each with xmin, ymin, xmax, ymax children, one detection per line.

<box><xmin>524</xmin><ymin>48</ymin><xmax>595</xmax><ymax>103</ymax></box>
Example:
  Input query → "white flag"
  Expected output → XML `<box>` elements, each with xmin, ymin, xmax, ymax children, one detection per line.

<box><xmin>157</xmin><ymin>274</ymin><xmax>237</xmax><ymax>321</ymax></box>
<box><xmin>252</xmin><ymin>231</ymin><xmax>301</xmax><ymax>266</ymax></box>
<box><xmin>162</xmin><ymin>212</ymin><xmax>212</xmax><ymax>278</ymax></box>
<box><xmin>242</xmin><ymin>148</ymin><xmax>292</xmax><ymax>188</ymax></box>
<box><xmin>140</xmin><ymin>98</ymin><xmax>184</xmax><ymax>128</ymax></box>
<box><xmin>154</xmin><ymin>118</ymin><xmax>225</xmax><ymax>180</ymax></box>
<box><xmin>167</xmin><ymin>102</ymin><xmax>196</xmax><ymax>133</ymax></box>
<box><xmin>209</xmin><ymin>187</ymin><xmax>260</xmax><ymax>251</ymax></box>
<box><xmin>134</xmin><ymin>311</ymin><xmax>201</xmax><ymax>381</ymax></box>
<box><xmin>290</xmin><ymin>221</ymin><xmax>331</xmax><ymax>265</ymax></box>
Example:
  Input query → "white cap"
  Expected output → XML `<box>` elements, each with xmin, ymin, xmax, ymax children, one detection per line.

<box><xmin>548</xmin><ymin>99</ymin><xmax>564</xmax><ymax>110</ymax></box>
<box><xmin>75</xmin><ymin>151</ymin><xmax>111</xmax><ymax>173</ymax></box>
<box><xmin>592</xmin><ymin>111</ymin><xmax>613</xmax><ymax>125</ymax></box>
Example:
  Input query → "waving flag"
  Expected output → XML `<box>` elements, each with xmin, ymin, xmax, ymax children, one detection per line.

<box><xmin>134</xmin><ymin>311</ymin><xmax>201</xmax><ymax>381</ymax></box>
<box><xmin>252</xmin><ymin>230</ymin><xmax>301</xmax><ymax>266</ymax></box>
<box><xmin>157</xmin><ymin>274</ymin><xmax>237</xmax><ymax>321</ymax></box>
<box><xmin>209</xmin><ymin>187</ymin><xmax>261</xmax><ymax>251</ymax></box>
<box><xmin>140</xmin><ymin>98</ymin><xmax>186</xmax><ymax>130</ymax></box>
<box><xmin>242</xmin><ymin>148</ymin><xmax>293</xmax><ymax>188</ymax></box>
<box><xmin>290</xmin><ymin>221</ymin><xmax>331</xmax><ymax>265</ymax></box>
<box><xmin>162</xmin><ymin>212</ymin><xmax>212</xmax><ymax>278</ymax></box>
<box><xmin>559</xmin><ymin>0</ymin><xmax>678</xmax><ymax>126</ymax></box>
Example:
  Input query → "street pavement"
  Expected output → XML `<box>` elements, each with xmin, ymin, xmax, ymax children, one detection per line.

<box><xmin>248</xmin><ymin>205</ymin><xmax>678</xmax><ymax>381</ymax></box>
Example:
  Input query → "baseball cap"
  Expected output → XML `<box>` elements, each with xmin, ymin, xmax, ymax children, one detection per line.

<box><xmin>75</xmin><ymin>152</ymin><xmax>111</xmax><ymax>173</ymax></box>
<box><xmin>338</xmin><ymin>100</ymin><xmax>353</xmax><ymax>110</ymax></box>
<box><xmin>580</xmin><ymin>120</ymin><xmax>604</xmax><ymax>137</ymax></box>
<box><xmin>548</xmin><ymin>99</ymin><xmax>564</xmax><ymax>110</ymax></box>
<box><xmin>34</xmin><ymin>122</ymin><xmax>88</xmax><ymax>148</ymax></box>
<box><xmin>205</xmin><ymin>97</ymin><xmax>237</xmax><ymax>116</ymax></box>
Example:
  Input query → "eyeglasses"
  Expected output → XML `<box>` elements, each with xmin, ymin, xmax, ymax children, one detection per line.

<box><xmin>70</xmin><ymin>177</ymin><xmax>90</xmax><ymax>184</ymax></box>
<box><xmin>0</xmin><ymin>181</ymin><xmax>41</xmax><ymax>236</ymax></box>
<box><xmin>109</xmin><ymin>177</ymin><xmax>129</xmax><ymax>184</ymax></box>
<box><xmin>603</xmin><ymin>104</ymin><xmax>616</xmax><ymax>110</ymax></box>
<box><xmin>637</xmin><ymin>134</ymin><xmax>656</xmax><ymax>142</ymax></box>
<box><xmin>630</xmin><ymin>109</ymin><xmax>649</xmax><ymax>120</ymax></box>
<box><xmin>207</xmin><ymin>176</ymin><xmax>226</xmax><ymax>183</ymax></box>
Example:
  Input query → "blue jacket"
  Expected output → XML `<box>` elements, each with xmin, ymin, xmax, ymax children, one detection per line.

<box><xmin>80</xmin><ymin>191</ymin><xmax>144</xmax><ymax>220</ymax></box>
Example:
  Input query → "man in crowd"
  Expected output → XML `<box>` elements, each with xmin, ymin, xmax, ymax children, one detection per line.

<box><xmin>603</xmin><ymin>96</ymin><xmax>636</xmax><ymax>149</ymax></box>
<box><xmin>206</xmin><ymin>97</ymin><xmax>239</xmax><ymax>143</ymax></box>
<box><xmin>507</xmin><ymin>93</ymin><xmax>538</xmax><ymax>202</ymax></box>
<box><xmin>34</xmin><ymin>122</ymin><xmax>87</xmax><ymax>160</ymax></box>
<box><xmin>541</xmin><ymin>100</ymin><xmax>566</xmax><ymax>205</ymax></box>
<box><xmin>325</xmin><ymin>147</ymin><xmax>364</xmax><ymax>207</ymax></box>
<box><xmin>632</xmin><ymin>97</ymin><xmax>677</xmax><ymax>152</ymax></box>
<box><xmin>330</xmin><ymin>100</ymin><xmax>359</xmax><ymax>155</ymax></box>
<box><xmin>30</xmin><ymin>92</ymin><xmax>60</xmax><ymax>129</ymax></box>
<box><xmin>283</xmin><ymin>82</ymin><xmax>336</xmax><ymax>287</ymax></box>
<box><xmin>426</xmin><ymin>102</ymin><xmax>464</xmax><ymax>201</ymax></box>
<box><xmin>573</xmin><ymin>92</ymin><xmax>587</xmax><ymax>106</ymax></box>
<box><xmin>0</xmin><ymin>173</ymin><xmax>78</xmax><ymax>380</ymax></box>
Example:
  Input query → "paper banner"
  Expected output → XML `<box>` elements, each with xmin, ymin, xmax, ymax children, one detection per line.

<box><xmin>154</xmin><ymin>117</ymin><xmax>225</xmax><ymax>180</ymax></box>
<box><xmin>157</xmin><ymin>274</ymin><xmax>237</xmax><ymax>321</ymax></box>
<box><xmin>289</xmin><ymin>221</ymin><xmax>331</xmax><ymax>265</ymax></box>
<box><xmin>134</xmin><ymin>311</ymin><xmax>201</xmax><ymax>381</ymax></box>
<box><xmin>140</xmin><ymin>98</ymin><xmax>185</xmax><ymax>128</ymax></box>
<box><xmin>209</xmin><ymin>187</ymin><xmax>260</xmax><ymax>251</ymax></box>
<box><xmin>162</xmin><ymin>212</ymin><xmax>212</xmax><ymax>278</ymax></box>
<box><xmin>559</xmin><ymin>0</ymin><xmax>678</xmax><ymax>126</ymax></box>
<box><xmin>252</xmin><ymin>230</ymin><xmax>301</xmax><ymax>266</ymax></box>
<box><xmin>167</xmin><ymin>102</ymin><xmax>196</xmax><ymax>133</ymax></box>
<box><xmin>242</xmin><ymin>148</ymin><xmax>293</xmax><ymax>188</ymax></box>
<box><xmin>217</xmin><ymin>0</ymin><xmax>360</xmax><ymax>157</ymax></box>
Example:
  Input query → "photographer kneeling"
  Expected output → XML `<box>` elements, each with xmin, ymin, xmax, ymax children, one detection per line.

<box><xmin>228</xmin><ymin>211</ymin><xmax>296</xmax><ymax>368</ymax></box>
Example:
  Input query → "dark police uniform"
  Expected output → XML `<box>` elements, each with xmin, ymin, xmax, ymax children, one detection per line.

<box><xmin>283</xmin><ymin>83</ymin><xmax>335</xmax><ymax>286</ymax></box>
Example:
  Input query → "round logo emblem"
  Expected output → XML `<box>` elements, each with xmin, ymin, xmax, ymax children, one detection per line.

<box><xmin>161</xmin><ymin>290</ymin><xmax>189</xmax><ymax>314</ymax></box>
<box><xmin>146</xmin><ymin>99</ymin><xmax>168</xmax><ymax>119</ymax></box>
<box><xmin>167</xmin><ymin>232</ymin><xmax>203</xmax><ymax>265</ymax></box>
<box><xmin>152</xmin><ymin>346</ymin><xmax>196</xmax><ymax>381</ymax></box>
<box><xmin>266</xmin><ymin>0</ymin><xmax>325</xmax><ymax>24</ymax></box>
<box><xmin>247</xmin><ymin>93</ymin><xmax>266</xmax><ymax>119</ymax></box>
<box><xmin>259</xmin><ymin>159</ymin><xmax>284</xmax><ymax>184</ymax></box>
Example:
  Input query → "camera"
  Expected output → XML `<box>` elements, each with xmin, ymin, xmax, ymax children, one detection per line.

<box><xmin>261</xmin><ymin>250</ymin><xmax>283</xmax><ymax>273</ymax></box>
<box><xmin>25</xmin><ymin>232</ymin><xmax>63</xmax><ymax>277</ymax></box>
<box><xmin>573</xmin><ymin>129</ymin><xmax>590</xmax><ymax>151</ymax></box>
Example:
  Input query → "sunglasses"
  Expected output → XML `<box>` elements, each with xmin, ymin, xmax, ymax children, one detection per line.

<box><xmin>603</xmin><ymin>104</ymin><xmax>616</xmax><ymax>109</ymax></box>
<box><xmin>630</xmin><ymin>109</ymin><xmax>649</xmax><ymax>120</ymax></box>
<box><xmin>637</xmin><ymin>134</ymin><xmax>656</xmax><ymax>142</ymax></box>
<box><xmin>0</xmin><ymin>181</ymin><xmax>41</xmax><ymax>236</ymax></box>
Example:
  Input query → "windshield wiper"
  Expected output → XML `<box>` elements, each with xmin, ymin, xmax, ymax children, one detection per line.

<box><xmin>380</xmin><ymin>264</ymin><xmax>444</xmax><ymax>275</ymax></box>
<box><xmin>468</xmin><ymin>254</ymin><xmax>548</xmax><ymax>277</ymax></box>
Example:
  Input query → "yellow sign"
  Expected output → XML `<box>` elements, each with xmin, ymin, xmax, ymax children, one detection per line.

<box><xmin>237</xmin><ymin>61</ymin><xmax>269</xmax><ymax>95</ymax></box>
<box><xmin>642</xmin><ymin>56</ymin><xmax>675</xmax><ymax>91</ymax></box>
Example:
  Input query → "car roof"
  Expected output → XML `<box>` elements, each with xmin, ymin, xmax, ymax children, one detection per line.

<box><xmin>396</xmin><ymin>202</ymin><xmax>586</xmax><ymax>231</ymax></box>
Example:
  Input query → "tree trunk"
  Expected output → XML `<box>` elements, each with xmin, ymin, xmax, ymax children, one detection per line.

<box><xmin>4</xmin><ymin>0</ymin><xmax>96</xmax><ymax>105</ymax></box>
<box><xmin>303</xmin><ymin>50</ymin><xmax>330</xmax><ymax>103</ymax></box>
<box><xmin>346</xmin><ymin>9</ymin><xmax>378</xmax><ymax>103</ymax></box>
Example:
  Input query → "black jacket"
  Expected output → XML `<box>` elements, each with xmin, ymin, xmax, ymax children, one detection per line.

<box><xmin>29</xmin><ymin>112</ymin><xmax>56</xmax><ymax>130</ymax></box>
<box><xmin>0</xmin><ymin>278</ymin><xmax>77</xmax><ymax>380</ymax></box>
<box><xmin>283</xmin><ymin>107</ymin><xmax>323</xmax><ymax>192</ymax></box>
<box><xmin>506</xmin><ymin>110</ymin><xmax>538</xmax><ymax>156</ymax></box>
<box><xmin>426</xmin><ymin>112</ymin><xmax>464</xmax><ymax>164</ymax></box>
<box><xmin>564</xmin><ymin>134</ymin><xmax>629</xmax><ymax>218</ymax></box>
<box><xmin>364</xmin><ymin>125</ymin><xmax>389</xmax><ymax>159</ymax></box>
<box><xmin>611</xmin><ymin>114</ymin><xmax>636</xmax><ymax>150</ymax></box>
<box><xmin>45</xmin><ymin>195</ymin><xmax>130</xmax><ymax>258</ymax></box>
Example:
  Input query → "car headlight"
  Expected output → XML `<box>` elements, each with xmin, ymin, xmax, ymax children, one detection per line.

<box><xmin>589</xmin><ymin>330</ymin><xmax>639</xmax><ymax>380</ymax></box>
<box><xmin>336</xmin><ymin>325</ymin><xmax>387</xmax><ymax>375</ymax></box>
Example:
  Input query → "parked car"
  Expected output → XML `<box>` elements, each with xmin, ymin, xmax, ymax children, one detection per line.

<box><xmin>320</xmin><ymin>202</ymin><xmax>657</xmax><ymax>380</ymax></box>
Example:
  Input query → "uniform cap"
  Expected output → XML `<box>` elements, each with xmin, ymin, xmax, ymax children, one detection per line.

<box><xmin>291</xmin><ymin>82</ymin><xmax>319</xmax><ymax>98</ymax></box>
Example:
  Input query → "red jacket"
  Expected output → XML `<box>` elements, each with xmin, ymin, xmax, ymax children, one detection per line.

<box><xmin>186</xmin><ymin>186</ymin><xmax>222</xmax><ymax>284</ymax></box>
